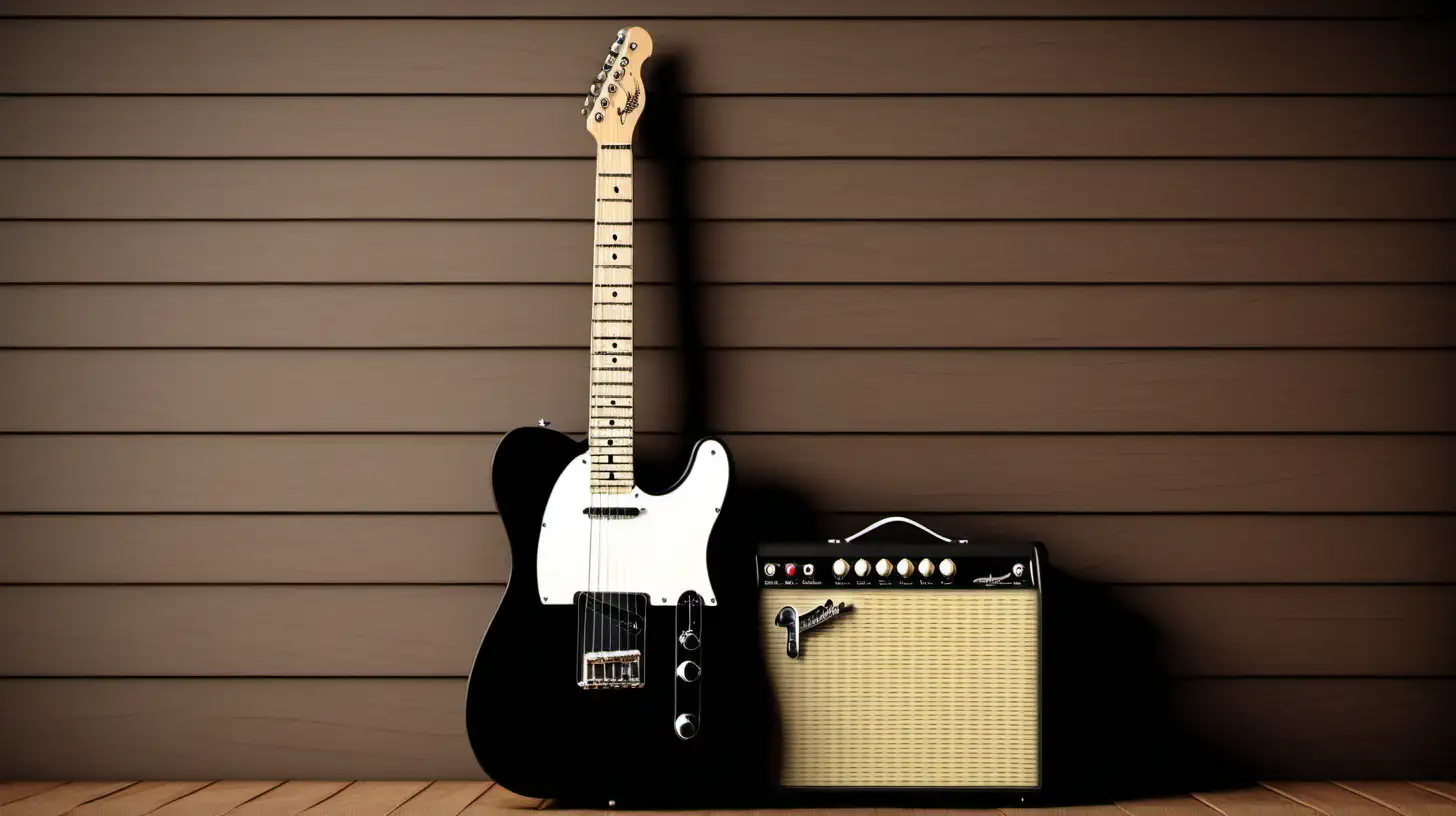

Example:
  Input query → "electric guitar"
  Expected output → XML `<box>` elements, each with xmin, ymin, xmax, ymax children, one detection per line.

<box><xmin>464</xmin><ymin>27</ymin><xmax>756</xmax><ymax>806</ymax></box>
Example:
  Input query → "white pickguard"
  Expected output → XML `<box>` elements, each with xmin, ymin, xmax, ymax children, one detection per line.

<box><xmin>536</xmin><ymin>439</ymin><xmax>729</xmax><ymax>607</ymax></box>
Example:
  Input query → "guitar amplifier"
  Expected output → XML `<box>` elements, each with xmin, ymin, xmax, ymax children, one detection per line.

<box><xmin>758</xmin><ymin>517</ymin><xmax>1045</xmax><ymax>803</ymax></box>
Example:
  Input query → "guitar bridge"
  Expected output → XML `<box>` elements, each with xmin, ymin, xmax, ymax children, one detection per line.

<box><xmin>575</xmin><ymin>591</ymin><xmax>648</xmax><ymax>689</ymax></box>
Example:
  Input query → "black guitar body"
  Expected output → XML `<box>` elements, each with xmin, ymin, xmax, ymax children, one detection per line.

<box><xmin>465</xmin><ymin>426</ymin><xmax>776</xmax><ymax>807</ymax></box>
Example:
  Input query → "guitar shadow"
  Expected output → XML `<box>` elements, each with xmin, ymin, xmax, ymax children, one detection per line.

<box><xmin>631</xmin><ymin>52</ymin><xmax>1251</xmax><ymax>808</ymax></box>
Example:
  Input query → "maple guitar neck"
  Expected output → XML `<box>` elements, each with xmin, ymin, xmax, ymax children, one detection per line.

<box><xmin>589</xmin><ymin>143</ymin><xmax>635</xmax><ymax>493</ymax></box>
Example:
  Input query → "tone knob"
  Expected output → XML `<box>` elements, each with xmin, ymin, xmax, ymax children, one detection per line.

<box><xmin>875</xmin><ymin>558</ymin><xmax>893</xmax><ymax>577</ymax></box>
<box><xmin>676</xmin><ymin>660</ymin><xmax>701</xmax><ymax>682</ymax></box>
<box><xmin>832</xmin><ymin>558</ymin><xmax>850</xmax><ymax>578</ymax></box>
<box><xmin>678</xmin><ymin>630</ymin><xmax>700</xmax><ymax>650</ymax></box>
<box><xmin>939</xmin><ymin>558</ymin><xmax>957</xmax><ymax>577</ymax></box>
<box><xmin>854</xmin><ymin>558</ymin><xmax>871</xmax><ymax>577</ymax></box>
<box><xmin>674</xmin><ymin>713</ymin><xmax>699</xmax><ymax>740</ymax></box>
<box><xmin>918</xmin><ymin>558</ymin><xmax>935</xmax><ymax>578</ymax></box>
<box><xmin>896</xmin><ymin>558</ymin><xmax>915</xmax><ymax>578</ymax></box>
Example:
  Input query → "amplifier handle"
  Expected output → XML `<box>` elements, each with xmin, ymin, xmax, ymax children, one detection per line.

<box><xmin>830</xmin><ymin>516</ymin><xmax>969</xmax><ymax>544</ymax></box>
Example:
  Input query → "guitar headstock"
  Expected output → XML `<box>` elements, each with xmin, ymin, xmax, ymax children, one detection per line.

<box><xmin>581</xmin><ymin>27</ymin><xmax>653</xmax><ymax>146</ymax></box>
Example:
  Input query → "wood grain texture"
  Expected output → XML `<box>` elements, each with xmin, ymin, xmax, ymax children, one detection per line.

<box><xmin>1195</xmin><ymin>787</ymin><xmax>1320</xmax><ymax>815</ymax></box>
<box><xmin>0</xmin><ymin>787</ymin><xmax>63</xmax><ymax>809</ymax></box>
<box><xmin>4</xmin><ymin>97</ymin><xmax>1453</xmax><ymax>158</ymax></box>
<box><xmin>3</xmin><ymin>351</ymin><xmax>1451</xmax><ymax>434</ymax></box>
<box><xmin>3</xmin><ymin>434</ymin><xmax>1451</xmax><ymax>513</ymax></box>
<box><xmin>72</xmin><ymin>783</ymin><xmax>209</xmax><ymax>816</ymax></box>
<box><xmin>1336</xmin><ymin>782</ymin><xmax>1456</xmax><ymax>816</ymax></box>
<box><xmin>298</xmin><ymin>783</ymin><xmax>428</xmax><ymax>816</ymax></box>
<box><xmin>4</xmin><ymin>160</ymin><xmax>1452</xmax><ymax>219</ymax></box>
<box><xmin>389</xmin><ymin>783</ymin><xmax>490</xmax><ymax>816</ymax></box>
<box><xmin>4</xmin><ymin>513</ymin><xmax>1452</xmax><ymax>585</ymax></box>
<box><xmin>145</xmin><ymin>783</ymin><xmax>283</xmax><ymax>816</ymax></box>
<box><xmin>1</xmin><ymin>1</ymin><xmax>1441</xmax><ymax>17</ymax></box>
<box><xmin>0</xmin><ymin>784</ymin><xmax>136</xmax><ymax>816</ymax></box>
<box><xmin>0</xmin><ymin>679</ymin><xmax>1450</xmax><ymax>780</ymax></box>
<box><xmin>1414</xmin><ymin>784</ymin><xmax>1456</xmax><ymax>803</ymax></box>
<box><xmin>455</xmin><ymin>785</ymin><xmax>537</xmax><ymax>815</ymax></box>
<box><xmin>226</xmin><ymin>784</ymin><xmax>350</xmax><ymax>816</ymax></box>
<box><xmin>1</xmin><ymin>20</ymin><xmax>1450</xmax><ymax>94</ymax></box>
<box><xmin>1265</xmin><ymin>782</ymin><xmax>1411</xmax><ymax>816</ymax></box>
<box><xmin>0</xmin><ymin>586</ymin><xmax>1448</xmax><ymax>677</ymax></box>
<box><xmin>1117</xmin><ymin>795</ymin><xmax>1222</xmax><ymax>815</ymax></box>
<box><xmin>4</xmin><ymin>222</ymin><xmax>1450</xmax><ymax>284</ymax></box>
<box><xmin>5</xmin><ymin>287</ymin><xmax>1452</xmax><ymax>349</ymax></box>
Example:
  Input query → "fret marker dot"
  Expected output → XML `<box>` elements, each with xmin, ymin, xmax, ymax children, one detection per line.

<box><xmin>609</xmin><ymin>420</ymin><xmax>615</xmax><ymax>425</ymax></box>
<box><xmin>613</xmin><ymin>186</ymin><xmax>619</xmax><ymax>193</ymax></box>
<box><xmin>607</xmin><ymin>440</ymin><xmax>613</xmax><ymax>445</ymax></box>
<box><xmin>612</xmin><ymin>357</ymin><xmax>617</xmax><ymax>363</ymax></box>
<box><xmin>610</xmin><ymin>400</ymin><xmax>616</xmax><ymax>405</ymax></box>
<box><xmin>612</xmin><ymin>291</ymin><xmax>618</xmax><ymax>297</ymax></box>
<box><xmin>612</xmin><ymin>253</ymin><xmax>617</xmax><ymax>259</ymax></box>
<box><xmin>612</xmin><ymin>234</ymin><xmax>618</xmax><ymax>240</ymax></box>
<box><xmin>612</xmin><ymin>342</ymin><xmax>618</xmax><ymax>348</ymax></box>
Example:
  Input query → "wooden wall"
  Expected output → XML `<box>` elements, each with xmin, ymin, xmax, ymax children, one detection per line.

<box><xmin>0</xmin><ymin>1</ymin><xmax>1452</xmax><ymax>780</ymax></box>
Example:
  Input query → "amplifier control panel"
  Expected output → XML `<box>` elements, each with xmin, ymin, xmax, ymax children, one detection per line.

<box><xmin>757</xmin><ymin>545</ymin><xmax>1038</xmax><ymax>591</ymax></box>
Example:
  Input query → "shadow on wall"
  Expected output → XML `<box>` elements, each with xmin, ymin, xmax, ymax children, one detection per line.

<box><xmin>636</xmin><ymin>51</ymin><xmax>1251</xmax><ymax>806</ymax></box>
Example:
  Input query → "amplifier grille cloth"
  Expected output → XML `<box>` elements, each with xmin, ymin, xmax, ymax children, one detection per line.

<box><xmin>762</xmin><ymin>589</ymin><xmax>1038</xmax><ymax>788</ymax></box>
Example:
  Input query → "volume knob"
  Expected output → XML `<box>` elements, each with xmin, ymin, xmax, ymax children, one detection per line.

<box><xmin>896</xmin><ymin>558</ymin><xmax>915</xmax><ymax>578</ymax></box>
<box><xmin>674</xmin><ymin>713</ymin><xmax>699</xmax><ymax>740</ymax></box>
<box><xmin>939</xmin><ymin>558</ymin><xmax>957</xmax><ymax>577</ymax></box>
<box><xmin>875</xmin><ymin>558</ymin><xmax>893</xmax><ymax>577</ymax></box>
<box><xmin>832</xmin><ymin>558</ymin><xmax>850</xmax><ymax>578</ymax></box>
<box><xmin>676</xmin><ymin>660</ymin><xmax>701</xmax><ymax>682</ymax></box>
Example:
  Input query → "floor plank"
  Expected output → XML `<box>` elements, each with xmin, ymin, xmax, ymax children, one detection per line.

<box><xmin>1002</xmin><ymin>807</ymin><xmax>1125</xmax><ymax>816</ymax></box>
<box><xmin>1117</xmin><ymin>794</ymin><xmax>1222</xmax><ymax>815</ymax></box>
<box><xmin>147</xmin><ymin>783</ymin><xmax>283</xmax><ymax>816</ymax></box>
<box><xmin>0</xmin><ymin>787</ymin><xmax>63</xmax><ymax>809</ymax></box>
<box><xmin>74</xmin><ymin>783</ymin><xmax>211</xmax><ymax>816</ymax></box>
<box><xmin>1414</xmin><ymin>784</ymin><xmax>1456</xmax><ymax>803</ymax></box>
<box><xmin>457</xmin><ymin>785</ymin><xmax>541</xmax><ymax>813</ymax></box>
<box><xmin>389</xmin><ymin>783</ymin><xmax>492</xmax><ymax>816</ymax></box>
<box><xmin>299</xmin><ymin>783</ymin><xmax>429</xmax><ymax>816</ymax></box>
<box><xmin>1337</xmin><ymin>783</ymin><xmax>1456</xmax><ymax>816</ymax></box>
<box><xmin>0</xmin><ymin>783</ymin><xmax>136</xmax><ymax>816</ymax></box>
<box><xmin>1262</xmin><ymin>782</ymin><xmax>1400</xmax><ymax>815</ymax></box>
<box><xmin>226</xmin><ymin>783</ymin><xmax>351</xmax><ymax>816</ymax></box>
<box><xmin>1194</xmin><ymin>787</ymin><xmax>1320</xmax><ymax>815</ymax></box>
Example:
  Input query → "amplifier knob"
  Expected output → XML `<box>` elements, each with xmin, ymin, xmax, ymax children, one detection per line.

<box><xmin>854</xmin><ymin>558</ymin><xmax>871</xmax><ymax>577</ymax></box>
<box><xmin>896</xmin><ymin>558</ymin><xmax>914</xmax><ymax>578</ymax></box>
<box><xmin>918</xmin><ymin>558</ymin><xmax>935</xmax><ymax>577</ymax></box>
<box><xmin>939</xmin><ymin>558</ymin><xmax>957</xmax><ymax>577</ymax></box>
<box><xmin>875</xmin><ymin>558</ymin><xmax>893</xmax><ymax>577</ymax></box>
<box><xmin>763</xmin><ymin>563</ymin><xmax>776</xmax><ymax>577</ymax></box>
<box><xmin>832</xmin><ymin>558</ymin><xmax>850</xmax><ymax>578</ymax></box>
<box><xmin>674</xmin><ymin>713</ymin><xmax>699</xmax><ymax>740</ymax></box>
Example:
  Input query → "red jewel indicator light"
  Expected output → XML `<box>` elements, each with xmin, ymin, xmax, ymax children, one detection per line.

<box><xmin>785</xmin><ymin>563</ymin><xmax>797</xmax><ymax>577</ymax></box>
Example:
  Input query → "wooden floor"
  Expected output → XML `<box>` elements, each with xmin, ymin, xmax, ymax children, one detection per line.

<box><xmin>1</xmin><ymin>782</ymin><xmax>1455</xmax><ymax>816</ymax></box>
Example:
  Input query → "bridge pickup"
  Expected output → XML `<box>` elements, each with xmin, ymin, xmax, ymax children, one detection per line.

<box><xmin>581</xmin><ymin>649</ymin><xmax>644</xmax><ymax>689</ymax></box>
<box><xmin>583</xmin><ymin>506</ymin><xmax>642</xmax><ymax>519</ymax></box>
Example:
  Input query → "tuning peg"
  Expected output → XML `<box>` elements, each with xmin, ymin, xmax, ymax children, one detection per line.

<box><xmin>597</xmin><ymin>70</ymin><xmax>607</xmax><ymax>82</ymax></box>
<box><xmin>582</xmin><ymin>94</ymin><xmax>594</xmax><ymax>108</ymax></box>
<box><xmin>590</xmin><ymin>83</ymin><xmax>600</xmax><ymax>95</ymax></box>
<box><xmin>617</xmin><ymin>28</ymin><xmax>627</xmax><ymax>40</ymax></box>
<box><xmin>581</xmin><ymin>107</ymin><xmax>590</xmax><ymax>117</ymax></box>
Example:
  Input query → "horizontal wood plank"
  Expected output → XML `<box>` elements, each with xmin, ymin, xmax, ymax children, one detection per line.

<box><xmin>1260</xmin><ymin>782</ymin><xmax>1404</xmax><ymax>816</ymax></box>
<box><xmin>2</xmin><ymin>351</ymin><xmax>1452</xmax><ymax>433</ymax></box>
<box><xmin>4</xmin><ymin>287</ymin><xmax>1453</xmax><ymax>349</ymax></box>
<box><xmin>4</xmin><ymin>513</ymin><xmax>1453</xmax><ymax>585</ymax></box>
<box><xmin>1</xmin><ymin>434</ymin><xmax>1451</xmax><ymax>513</ymax></box>
<box><xmin>4</xmin><ymin>97</ymin><xmax>1453</xmax><ymax>158</ymax></box>
<box><xmin>4</xmin><ymin>160</ymin><xmax>1452</xmax><ymax>219</ymax></box>
<box><xmin>0</xmin><ymin>679</ymin><xmax>1449</xmax><ymax>779</ymax></box>
<box><xmin>225</xmin><ymin>784</ymin><xmax>350</xmax><ymax>816</ymax></box>
<box><xmin>0</xmin><ymin>586</ymin><xmax>1449</xmax><ymax>677</ymax></box>
<box><xmin>4</xmin><ymin>222</ymin><xmax>1450</xmax><ymax>284</ymax></box>
<box><xmin>1335</xmin><ymin>782</ymin><xmax>1456</xmax><ymax>816</ymax></box>
<box><xmin>299</xmin><ymin>783</ymin><xmax>427</xmax><ymax>816</ymax></box>
<box><xmin>1</xmin><ymin>21</ymin><xmax>1450</xmax><ymax>94</ymax></box>
<box><xmin>72</xmin><ymin>783</ymin><xmax>209</xmax><ymax>816</ymax></box>
<box><xmin>0</xmin><ymin>786</ymin><xmax>64</xmax><ymax>809</ymax></box>
<box><xmin>389</xmin><ymin>783</ymin><xmax>491</xmax><ymax>816</ymax></box>
<box><xmin>1</xmin><ymin>1</ymin><xmax>1442</xmax><ymax>18</ymax></box>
